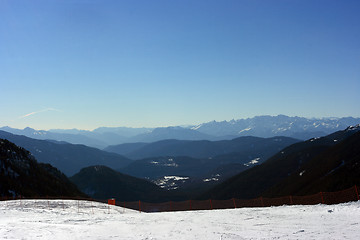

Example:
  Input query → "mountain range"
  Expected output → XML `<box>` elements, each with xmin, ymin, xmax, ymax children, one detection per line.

<box><xmin>0</xmin><ymin>130</ymin><xmax>132</xmax><ymax>176</ymax></box>
<box><xmin>68</xmin><ymin>125</ymin><xmax>360</xmax><ymax>202</ymax></box>
<box><xmin>201</xmin><ymin>124</ymin><xmax>360</xmax><ymax>200</ymax></box>
<box><xmin>192</xmin><ymin>115</ymin><xmax>360</xmax><ymax>139</ymax></box>
<box><xmin>0</xmin><ymin>128</ymin><xmax>299</xmax><ymax>189</ymax></box>
<box><xmin>105</xmin><ymin>136</ymin><xmax>300</xmax><ymax>160</ymax></box>
<box><xmin>2</xmin><ymin>115</ymin><xmax>359</xmax><ymax>148</ymax></box>
<box><xmin>1</xmin><ymin>123</ymin><xmax>359</xmax><ymax>203</ymax></box>
<box><xmin>118</xmin><ymin>136</ymin><xmax>300</xmax><ymax>190</ymax></box>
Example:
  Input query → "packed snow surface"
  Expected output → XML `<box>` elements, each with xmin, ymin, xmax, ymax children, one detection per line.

<box><xmin>1</xmin><ymin>199</ymin><xmax>360</xmax><ymax>239</ymax></box>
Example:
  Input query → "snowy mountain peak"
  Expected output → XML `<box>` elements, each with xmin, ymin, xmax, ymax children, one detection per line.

<box><xmin>193</xmin><ymin>116</ymin><xmax>360</xmax><ymax>140</ymax></box>
<box><xmin>345</xmin><ymin>124</ymin><xmax>360</xmax><ymax>132</ymax></box>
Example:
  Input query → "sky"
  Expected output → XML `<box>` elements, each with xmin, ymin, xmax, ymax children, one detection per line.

<box><xmin>1</xmin><ymin>0</ymin><xmax>359</xmax><ymax>130</ymax></box>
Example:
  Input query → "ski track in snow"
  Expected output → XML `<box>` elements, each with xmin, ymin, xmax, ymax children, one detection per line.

<box><xmin>0</xmin><ymin>200</ymin><xmax>360</xmax><ymax>239</ymax></box>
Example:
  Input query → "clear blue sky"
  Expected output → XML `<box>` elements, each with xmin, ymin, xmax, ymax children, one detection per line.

<box><xmin>1</xmin><ymin>0</ymin><xmax>359</xmax><ymax>130</ymax></box>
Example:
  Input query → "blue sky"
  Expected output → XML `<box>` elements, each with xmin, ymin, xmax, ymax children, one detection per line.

<box><xmin>1</xmin><ymin>0</ymin><xmax>359</xmax><ymax>130</ymax></box>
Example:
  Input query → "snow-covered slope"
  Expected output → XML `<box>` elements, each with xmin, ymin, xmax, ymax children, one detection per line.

<box><xmin>0</xmin><ymin>199</ymin><xmax>359</xmax><ymax>239</ymax></box>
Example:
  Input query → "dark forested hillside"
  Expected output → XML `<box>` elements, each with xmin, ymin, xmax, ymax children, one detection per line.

<box><xmin>0</xmin><ymin>139</ymin><xmax>85</xmax><ymax>198</ymax></box>
<box><xmin>0</xmin><ymin>130</ymin><xmax>132</xmax><ymax>176</ymax></box>
<box><xmin>263</xmin><ymin>130</ymin><xmax>360</xmax><ymax>197</ymax></box>
<box><xmin>201</xmin><ymin>125</ymin><xmax>360</xmax><ymax>200</ymax></box>
<box><xmin>70</xmin><ymin>165</ymin><xmax>185</xmax><ymax>202</ymax></box>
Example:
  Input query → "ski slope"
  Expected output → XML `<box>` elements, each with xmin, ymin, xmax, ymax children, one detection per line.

<box><xmin>1</xmin><ymin>199</ymin><xmax>360</xmax><ymax>239</ymax></box>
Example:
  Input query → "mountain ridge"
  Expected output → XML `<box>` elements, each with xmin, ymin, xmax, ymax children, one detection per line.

<box><xmin>0</xmin><ymin>130</ymin><xmax>132</xmax><ymax>176</ymax></box>
<box><xmin>2</xmin><ymin>115</ymin><xmax>359</xmax><ymax>148</ymax></box>
<box><xmin>106</xmin><ymin>136</ymin><xmax>300</xmax><ymax>160</ymax></box>
<box><xmin>200</xmin><ymin>125</ymin><xmax>360</xmax><ymax>200</ymax></box>
<box><xmin>70</xmin><ymin>165</ymin><xmax>186</xmax><ymax>202</ymax></box>
<box><xmin>0</xmin><ymin>139</ymin><xmax>85</xmax><ymax>198</ymax></box>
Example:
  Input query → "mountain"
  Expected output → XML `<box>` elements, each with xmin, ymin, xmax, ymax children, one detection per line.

<box><xmin>103</xmin><ymin>142</ymin><xmax>148</xmax><ymax>156</ymax></box>
<box><xmin>119</xmin><ymin>136</ymin><xmax>299</xmax><ymax>190</ymax></box>
<box><xmin>263</xmin><ymin>127</ymin><xmax>360</xmax><ymax>197</ymax></box>
<box><xmin>70</xmin><ymin>165</ymin><xmax>185</xmax><ymax>202</ymax></box>
<box><xmin>0</xmin><ymin>126</ymin><xmax>212</xmax><ymax>148</ymax></box>
<box><xmin>0</xmin><ymin>126</ymin><xmax>108</xmax><ymax>148</ymax></box>
<box><xmin>0</xmin><ymin>139</ymin><xmax>85</xmax><ymax>198</ymax></box>
<box><xmin>50</xmin><ymin>127</ymin><xmax>153</xmax><ymax>147</ymax></box>
<box><xmin>106</xmin><ymin>136</ymin><xmax>300</xmax><ymax>160</ymax></box>
<box><xmin>201</xmin><ymin>125</ymin><xmax>360</xmax><ymax>200</ymax></box>
<box><xmin>126</xmin><ymin>126</ymin><xmax>216</xmax><ymax>143</ymax></box>
<box><xmin>192</xmin><ymin>115</ymin><xmax>360</xmax><ymax>140</ymax></box>
<box><xmin>0</xmin><ymin>130</ymin><xmax>132</xmax><ymax>176</ymax></box>
<box><xmin>92</xmin><ymin>126</ymin><xmax>153</xmax><ymax>137</ymax></box>
<box><xmin>121</xmin><ymin>156</ymin><xmax>211</xmax><ymax>180</ymax></box>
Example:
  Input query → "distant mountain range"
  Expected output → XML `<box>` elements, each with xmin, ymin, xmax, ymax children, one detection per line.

<box><xmin>107</xmin><ymin>136</ymin><xmax>300</xmax><ymax>160</ymax></box>
<box><xmin>201</xmin><ymin>124</ymin><xmax>360</xmax><ymax>200</ymax></box>
<box><xmin>2</xmin><ymin>124</ymin><xmax>359</xmax><ymax>202</ymax></box>
<box><xmin>192</xmin><ymin>115</ymin><xmax>360</xmax><ymax>139</ymax></box>
<box><xmin>0</xmin><ymin>131</ymin><xmax>132</xmax><ymax>176</ymax></box>
<box><xmin>0</xmin><ymin>139</ymin><xmax>84</xmax><ymax>198</ymax></box>
<box><xmin>0</xmin><ymin>127</ymin><xmax>299</xmax><ymax>192</ymax></box>
<box><xmin>1</xmin><ymin>115</ymin><xmax>359</xmax><ymax>148</ymax></box>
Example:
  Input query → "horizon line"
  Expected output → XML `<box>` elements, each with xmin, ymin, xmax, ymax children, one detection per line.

<box><xmin>2</xmin><ymin>114</ymin><xmax>360</xmax><ymax>132</ymax></box>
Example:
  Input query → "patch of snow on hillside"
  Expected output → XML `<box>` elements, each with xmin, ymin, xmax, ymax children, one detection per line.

<box><xmin>203</xmin><ymin>177</ymin><xmax>219</xmax><ymax>182</ymax></box>
<box><xmin>164</xmin><ymin>176</ymin><xmax>189</xmax><ymax>181</ymax></box>
<box><xmin>150</xmin><ymin>159</ymin><xmax>178</xmax><ymax>167</ymax></box>
<box><xmin>153</xmin><ymin>176</ymin><xmax>189</xmax><ymax>189</ymax></box>
<box><xmin>238</xmin><ymin>127</ymin><xmax>251</xmax><ymax>134</ymax></box>
<box><xmin>164</xmin><ymin>162</ymin><xmax>178</xmax><ymax>167</ymax></box>
<box><xmin>244</xmin><ymin>157</ymin><xmax>260</xmax><ymax>166</ymax></box>
<box><xmin>191</xmin><ymin>124</ymin><xmax>202</xmax><ymax>130</ymax></box>
<box><xmin>345</xmin><ymin>124</ymin><xmax>360</xmax><ymax>131</ymax></box>
<box><xmin>276</xmin><ymin>127</ymin><xmax>289</xmax><ymax>132</ymax></box>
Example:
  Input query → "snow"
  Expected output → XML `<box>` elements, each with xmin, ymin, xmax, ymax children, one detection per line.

<box><xmin>150</xmin><ymin>159</ymin><xmax>178</xmax><ymax>167</ymax></box>
<box><xmin>153</xmin><ymin>176</ymin><xmax>189</xmax><ymax>189</ymax></box>
<box><xmin>244</xmin><ymin>157</ymin><xmax>260</xmax><ymax>167</ymax></box>
<box><xmin>163</xmin><ymin>162</ymin><xmax>178</xmax><ymax>167</ymax></box>
<box><xmin>1</xmin><ymin>200</ymin><xmax>360</xmax><ymax>239</ymax></box>
<box><xmin>164</xmin><ymin>176</ymin><xmax>189</xmax><ymax>181</ymax></box>
<box><xmin>203</xmin><ymin>174</ymin><xmax>221</xmax><ymax>182</ymax></box>
<box><xmin>203</xmin><ymin>177</ymin><xmax>219</xmax><ymax>182</ymax></box>
<box><xmin>238</xmin><ymin>127</ymin><xmax>251</xmax><ymax>134</ymax></box>
<box><xmin>191</xmin><ymin>124</ymin><xmax>203</xmax><ymax>130</ymax></box>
